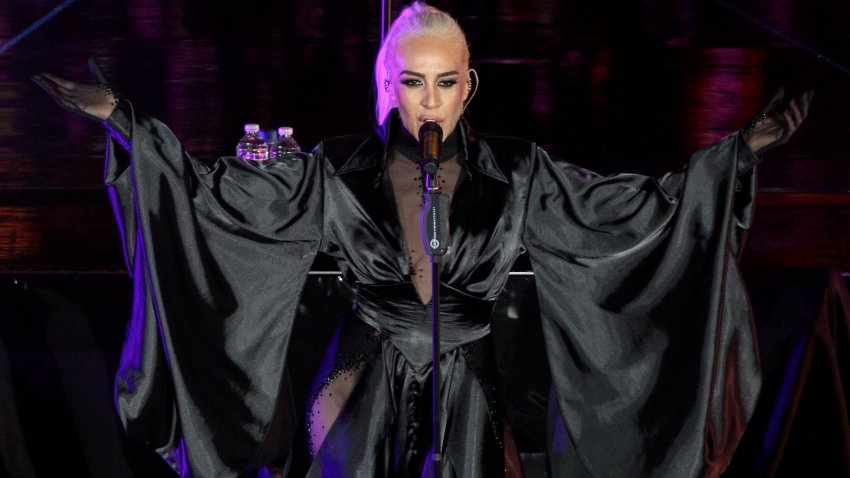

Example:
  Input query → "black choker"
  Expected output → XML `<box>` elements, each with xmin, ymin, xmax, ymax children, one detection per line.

<box><xmin>394</xmin><ymin>123</ymin><xmax>461</xmax><ymax>165</ymax></box>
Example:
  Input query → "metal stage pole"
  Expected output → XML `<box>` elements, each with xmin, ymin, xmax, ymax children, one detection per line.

<box><xmin>381</xmin><ymin>3</ymin><xmax>446</xmax><ymax>476</ymax></box>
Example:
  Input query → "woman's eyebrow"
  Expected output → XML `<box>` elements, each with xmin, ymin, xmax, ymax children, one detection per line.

<box><xmin>398</xmin><ymin>70</ymin><xmax>459</xmax><ymax>78</ymax></box>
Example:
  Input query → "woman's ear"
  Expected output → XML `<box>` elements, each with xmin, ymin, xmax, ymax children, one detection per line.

<box><xmin>464</xmin><ymin>68</ymin><xmax>479</xmax><ymax>110</ymax></box>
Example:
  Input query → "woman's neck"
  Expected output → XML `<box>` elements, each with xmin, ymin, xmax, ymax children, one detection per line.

<box><xmin>393</xmin><ymin>124</ymin><xmax>460</xmax><ymax>164</ymax></box>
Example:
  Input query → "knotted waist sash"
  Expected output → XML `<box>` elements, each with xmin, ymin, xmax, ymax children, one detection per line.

<box><xmin>354</xmin><ymin>283</ymin><xmax>496</xmax><ymax>368</ymax></box>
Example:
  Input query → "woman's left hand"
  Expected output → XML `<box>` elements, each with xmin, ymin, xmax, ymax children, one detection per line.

<box><xmin>743</xmin><ymin>87</ymin><xmax>814</xmax><ymax>156</ymax></box>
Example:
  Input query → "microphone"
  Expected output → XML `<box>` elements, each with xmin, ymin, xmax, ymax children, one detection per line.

<box><xmin>418</xmin><ymin>121</ymin><xmax>442</xmax><ymax>175</ymax></box>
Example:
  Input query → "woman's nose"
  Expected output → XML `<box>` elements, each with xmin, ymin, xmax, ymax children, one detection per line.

<box><xmin>421</xmin><ymin>85</ymin><xmax>441</xmax><ymax>108</ymax></box>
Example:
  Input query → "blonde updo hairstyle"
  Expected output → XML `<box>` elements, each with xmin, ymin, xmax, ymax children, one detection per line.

<box><xmin>374</xmin><ymin>2</ymin><xmax>470</xmax><ymax>125</ymax></box>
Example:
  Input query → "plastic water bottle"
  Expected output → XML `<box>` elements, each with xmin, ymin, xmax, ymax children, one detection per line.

<box><xmin>236</xmin><ymin>123</ymin><xmax>268</xmax><ymax>160</ymax></box>
<box><xmin>270</xmin><ymin>126</ymin><xmax>302</xmax><ymax>159</ymax></box>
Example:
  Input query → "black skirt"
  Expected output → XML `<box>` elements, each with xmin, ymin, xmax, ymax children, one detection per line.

<box><xmin>305</xmin><ymin>283</ymin><xmax>505</xmax><ymax>477</ymax></box>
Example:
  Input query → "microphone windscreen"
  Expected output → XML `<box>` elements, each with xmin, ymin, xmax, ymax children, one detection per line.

<box><xmin>418</xmin><ymin>121</ymin><xmax>443</xmax><ymax>161</ymax></box>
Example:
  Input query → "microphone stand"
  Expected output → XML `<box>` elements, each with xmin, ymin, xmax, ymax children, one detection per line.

<box><xmin>420</xmin><ymin>128</ymin><xmax>448</xmax><ymax>478</ymax></box>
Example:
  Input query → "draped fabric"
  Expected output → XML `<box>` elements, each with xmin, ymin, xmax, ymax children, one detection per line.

<box><xmin>103</xmin><ymin>102</ymin><xmax>761</xmax><ymax>477</ymax></box>
<box><xmin>302</xmin><ymin>297</ymin><xmax>506</xmax><ymax>478</ymax></box>
<box><xmin>104</xmin><ymin>102</ymin><xmax>323</xmax><ymax>475</ymax></box>
<box><xmin>527</xmin><ymin>143</ymin><xmax>762</xmax><ymax>477</ymax></box>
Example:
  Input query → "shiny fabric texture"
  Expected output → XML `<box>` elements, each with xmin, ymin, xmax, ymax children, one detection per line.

<box><xmin>305</xmin><ymin>310</ymin><xmax>504</xmax><ymax>478</ymax></box>
<box><xmin>354</xmin><ymin>283</ymin><xmax>494</xmax><ymax>366</ymax></box>
<box><xmin>103</xmin><ymin>102</ymin><xmax>761</xmax><ymax>477</ymax></box>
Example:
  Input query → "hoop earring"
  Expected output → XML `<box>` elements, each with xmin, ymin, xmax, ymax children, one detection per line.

<box><xmin>463</xmin><ymin>68</ymin><xmax>479</xmax><ymax>112</ymax></box>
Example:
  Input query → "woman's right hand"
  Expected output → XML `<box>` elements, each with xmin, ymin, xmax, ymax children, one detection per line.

<box><xmin>31</xmin><ymin>57</ymin><xmax>119</xmax><ymax>122</ymax></box>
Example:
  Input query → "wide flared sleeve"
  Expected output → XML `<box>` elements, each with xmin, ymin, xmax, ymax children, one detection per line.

<box><xmin>102</xmin><ymin>101</ymin><xmax>323</xmax><ymax>477</ymax></box>
<box><xmin>523</xmin><ymin>133</ymin><xmax>761</xmax><ymax>477</ymax></box>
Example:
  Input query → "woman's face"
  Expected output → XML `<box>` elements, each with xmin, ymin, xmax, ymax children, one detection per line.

<box><xmin>389</xmin><ymin>34</ymin><xmax>469</xmax><ymax>140</ymax></box>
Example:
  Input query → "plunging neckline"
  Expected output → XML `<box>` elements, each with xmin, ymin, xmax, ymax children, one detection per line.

<box><xmin>385</xmin><ymin>148</ymin><xmax>463</xmax><ymax>305</ymax></box>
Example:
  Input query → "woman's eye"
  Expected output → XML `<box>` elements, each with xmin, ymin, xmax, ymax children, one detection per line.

<box><xmin>401</xmin><ymin>79</ymin><xmax>422</xmax><ymax>87</ymax></box>
<box><xmin>438</xmin><ymin>79</ymin><xmax>458</xmax><ymax>88</ymax></box>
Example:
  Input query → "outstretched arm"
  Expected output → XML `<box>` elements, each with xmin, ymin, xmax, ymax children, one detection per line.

<box><xmin>31</xmin><ymin>57</ymin><xmax>118</xmax><ymax>122</ymax></box>
<box><xmin>31</xmin><ymin>57</ymin><xmax>324</xmax><ymax>477</ymax></box>
<box><xmin>743</xmin><ymin>87</ymin><xmax>814</xmax><ymax>156</ymax></box>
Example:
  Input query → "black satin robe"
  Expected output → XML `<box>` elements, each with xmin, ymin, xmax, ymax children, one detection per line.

<box><xmin>102</xmin><ymin>102</ymin><xmax>761</xmax><ymax>477</ymax></box>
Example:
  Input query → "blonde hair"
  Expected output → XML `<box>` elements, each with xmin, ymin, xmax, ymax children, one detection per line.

<box><xmin>373</xmin><ymin>2</ymin><xmax>470</xmax><ymax>125</ymax></box>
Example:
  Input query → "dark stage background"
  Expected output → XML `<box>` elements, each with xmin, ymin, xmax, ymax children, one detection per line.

<box><xmin>1</xmin><ymin>0</ymin><xmax>849</xmax><ymax>477</ymax></box>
